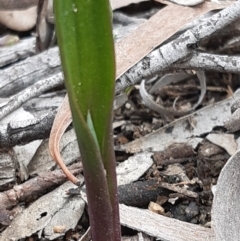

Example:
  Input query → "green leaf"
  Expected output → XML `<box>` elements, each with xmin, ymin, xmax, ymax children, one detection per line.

<box><xmin>87</xmin><ymin>110</ymin><xmax>100</xmax><ymax>150</ymax></box>
<box><xmin>54</xmin><ymin>0</ymin><xmax>120</xmax><ymax>240</ymax></box>
<box><xmin>54</xmin><ymin>0</ymin><xmax>115</xmax><ymax>154</ymax></box>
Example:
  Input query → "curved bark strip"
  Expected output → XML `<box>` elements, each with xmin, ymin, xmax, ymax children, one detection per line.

<box><xmin>48</xmin><ymin>95</ymin><xmax>80</xmax><ymax>186</ymax></box>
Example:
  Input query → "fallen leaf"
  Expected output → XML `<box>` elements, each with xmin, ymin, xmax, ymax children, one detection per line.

<box><xmin>110</xmin><ymin>0</ymin><xmax>149</xmax><ymax>10</ymax></box>
<box><xmin>115</xmin><ymin>1</ymin><xmax>230</xmax><ymax>78</ymax></box>
<box><xmin>212</xmin><ymin>150</ymin><xmax>240</xmax><ymax>240</ymax></box>
<box><xmin>119</xmin><ymin>90</ymin><xmax>240</xmax><ymax>153</ymax></box>
<box><xmin>48</xmin><ymin>96</ymin><xmax>80</xmax><ymax>185</ymax></box>
<box><xmin>206</xmin><ymin>133</ymin><xmax>237</xmax><ymax>156</ymax></box>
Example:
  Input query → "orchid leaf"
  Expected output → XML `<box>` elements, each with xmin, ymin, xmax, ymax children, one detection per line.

<box><xmin>54</xmin><ymin>0</ymin><xmax>120</xmax><ymax>240</ymax></box>
<box><xmin>87</xmin><ymin>110</ymin><xmax>100</xmax><ymax>150</ymax></box>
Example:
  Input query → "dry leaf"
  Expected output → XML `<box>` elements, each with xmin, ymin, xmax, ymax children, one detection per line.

<box><xmin>116</xmin><ymin>1</ymin><xmax>231</xmax><ymax>78</ymax></box>
<box><xmin>212</xmin><ymin>150</ymin><xmax>240</xmax><ymax>241</ymax></box>
<box><xmin>48</xmin><ymin>95</ymin><xmax>80</xmax><ymax>185</ymax></box>
<box><xmin>110</xmin><ymin>0</ymin><xmax>149</xmax><ymax>10</ymax></box>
